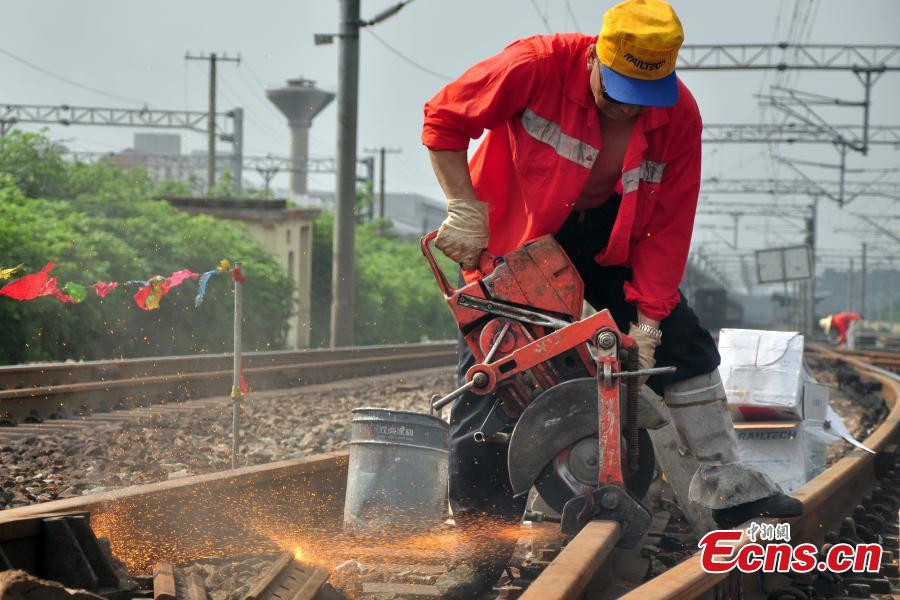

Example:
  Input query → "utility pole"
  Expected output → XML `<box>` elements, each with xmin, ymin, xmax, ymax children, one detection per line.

<box><xmin>861</xmin><ymin>243</ymin><xmax>868</xmax><ymax>316</ymax></box>
<box><xmin>848</xmin><ymin>258</ymin><xmax>855</xmax><ymax>311</ymax></box>
<box><xmin>806</xmin><ymin>197</ymin><xmax>818</xmax><ymax>335</ymax></box>
<box><xmin>890</xmin><ymin>295</ymin><xmax>896</xmax><ymax>330</ymax></box>
<box><xmin>799</xmin><ymin>282</ymin><xmax>807</xmax><ymax>333</ymax></box>
<box><xmin>364</xmin><ymin>146</ymin><xmax>402</xmax><ymax>219</ymax></box>
<box><xmin>331</xmin><ymin>0</ymin><xmax>361</xmax><ymax>347</ymax></box>
<box><xmin>228</xmin><ymin>108</ymin><xmax>244</xmax><ymax>194</ymax></box>
<box><xmin>185</xmin><ymin>51</ymin><xmax>241</xmax><ymax>193</ymax></box>
<box><xmin>315</xmin><ymin>0</ymin><xmax>415</xmax><ymax>347</ymax></box>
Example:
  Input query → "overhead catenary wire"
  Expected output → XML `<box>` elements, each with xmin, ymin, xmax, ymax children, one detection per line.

<box><xmin>529</xmin><ymin>0</ymin><xmax>553</xmax><ymax>33</ymax></box>
<box><xmin>187</xmin><ymin>60</ymin><xmax>289</xmax><ymax>157</ymax></box>
<box><xmin>229</xmin><ymin>68</ymin><xmax>287</xmax><ymax>140</ymax></box>
<box><xmin>0</xmin><ymin>46</ymin><xmax>149</xmax><ymax>107</ymax></box>
<box><xmin>235</xmin><ymin>60</ymin><xmax>335</xmax><ymax>152</ymax></box>
<box><xmin>243</xmin><ymin>62</ymin><xmax>273</xmax><ymax>94</ymax></box>
<box><xmin>362</xmin><ymin>28</ymin><xmax>452</xmax><ymax>81</ymax></box>
<box><xmin>563</xmin><ymin>0</ymin><xmax>581</xmax><ymax>31</ymax></box>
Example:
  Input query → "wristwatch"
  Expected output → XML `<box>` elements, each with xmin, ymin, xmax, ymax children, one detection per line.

<box><xmin>634</xmin><ymin>321</ymin><xmax>662</xmax><ymax>340</ymax></box>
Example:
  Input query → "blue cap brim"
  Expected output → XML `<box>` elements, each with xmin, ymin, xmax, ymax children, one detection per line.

<box><xmin>600</xmin><ymin>64</ymin><xmax>679</xmax><ymax>108</ymax></box>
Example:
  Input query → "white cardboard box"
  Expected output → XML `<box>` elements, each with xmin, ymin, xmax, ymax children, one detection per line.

<box><xmin>718</xmin><ymin>329</ymin><xmax>826</xmax><ymax>421</ymax></box>
<box><xmin>802</xmin><ymin>377</ymin><xmax>830</xmax><ymax>422</ymax></box>
<box><xmin>734</xmin><ymin>421</ymin><xmax>829</xmax><ymax>494</ymax></box>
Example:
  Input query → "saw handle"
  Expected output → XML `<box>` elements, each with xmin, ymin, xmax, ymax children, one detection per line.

<box><xmin>420</xmin><ymin>229</ymin><xmax>494</xmax><ymax>297</ymax></box>
<box><xmin>421</xmin><ymin>230</ymin><xmax>455</xmax><ymax>297</ymax></box>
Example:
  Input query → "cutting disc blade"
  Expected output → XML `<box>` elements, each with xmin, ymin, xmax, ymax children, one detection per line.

<box><xmin>507</xmin><ymin>379</ymin><xmax>600</xmax><ymax>497</ymax></box>
<box><xmin>534</xmin><ymin>430</ymin><xmax>655</xmax><ymax>514</ymax></box>
<box><xmin>506</xmin><ymin>378</ymin><xmax>655</xmax><ymax>513</ymax></box>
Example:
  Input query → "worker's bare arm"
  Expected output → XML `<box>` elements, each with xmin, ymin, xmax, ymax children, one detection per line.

<box><xmin>429</xmin><ymin>150</ymin><xmax>479</xmax><ymax>201</ymax></box>
<box><xmin>636</xmin><ymin>311</ymin><xmax>661</xmax><ymax>330</ymax></box>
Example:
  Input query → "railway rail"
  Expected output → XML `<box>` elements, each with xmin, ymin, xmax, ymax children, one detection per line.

<box><xmin>0</xmin><ymin>346</ymin><xmax>897</xmax><ymax>599</ymax></box>
<box><xmin>0</xmin><ymin>342</ymin><xmax>456</xmax><ymax>424</ymax></box>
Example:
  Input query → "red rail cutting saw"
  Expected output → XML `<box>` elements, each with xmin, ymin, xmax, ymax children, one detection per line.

<box><xmin>422</xmin><ymin>231</ymin><xmax>672</xmax><ymax>547</ymax></box>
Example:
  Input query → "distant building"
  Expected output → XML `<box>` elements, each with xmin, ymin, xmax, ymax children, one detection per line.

<box><xmin>165</xmin><ymin>196</ymin><xmax>318</xmax><ymax>350</ymax></box>
<box><xmin>101</xmin><ymin>133</ymin><xmax>193</xmax><ymax>181</ymax></box>
<box><xmin>381</xmin><ymin>192</ymin><xmax>446</xmax><ymax>239</ymax></box>
<box><xmin>134</xmin><ymin>133</ymin><xmax>181</xmax><ymax>156</ymax></box>
<box><xmin>105</xmin><ymin>149</ymin><xmax>195</xmax><ymax>182</ymax></box>
<box><xmin>91</xmin><ymin>133</ymin><xmax>232</xmax><ymax>187</ymax></box>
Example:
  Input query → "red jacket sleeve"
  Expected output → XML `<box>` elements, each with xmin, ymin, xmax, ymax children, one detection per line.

<box><xmin>623</xmin><ymin>113</ymin><xmax>702</xmax><ymax>321</ymax></box>
<box><xmin>422</xmin><ymin>38</ymin><xmax>549</xmax><ymax>151</ymax></box>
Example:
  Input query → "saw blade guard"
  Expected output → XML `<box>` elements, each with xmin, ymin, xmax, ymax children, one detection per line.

<box><xmin>507</xmin><ymin>378</ymin><xmax>657</xmax><ymax>511</ymax></box>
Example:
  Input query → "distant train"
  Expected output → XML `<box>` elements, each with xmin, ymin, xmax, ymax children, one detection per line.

<box><xmin>692</xmin><ymin>287</ymin><xmax>745</xmax><ymax>330</ymax></box>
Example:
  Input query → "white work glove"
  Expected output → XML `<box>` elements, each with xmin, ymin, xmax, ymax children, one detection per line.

<box><xmin>628</xmin><ymin>323</ymin><xmax>662</xmax><ymax>385</ymax></box>
<box><xmin>435</xmin><ymin>198</ymin><xmax>489</xmax><ymax>271</ymax></box>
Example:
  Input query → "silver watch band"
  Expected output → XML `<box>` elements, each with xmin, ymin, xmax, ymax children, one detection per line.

<box><xmin>634</xmin><ymin>321</ymin><xmax>662</xmax><ymax>339</ymax></box>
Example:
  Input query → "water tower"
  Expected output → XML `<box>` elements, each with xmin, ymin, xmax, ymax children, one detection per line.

<box><xmin>266</xmin><ymin>78</ymin><xmax>335</xmax><ymax>195</ymax></box>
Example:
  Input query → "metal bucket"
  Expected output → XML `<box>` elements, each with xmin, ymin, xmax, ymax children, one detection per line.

<box><xmin>343</xmin><ymin>407</ymin><xmax>449</xmax><ymax>535</ymax></box>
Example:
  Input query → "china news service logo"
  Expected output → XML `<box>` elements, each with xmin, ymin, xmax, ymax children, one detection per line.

<box><xmin>699</xmin><ymin>523</ymin><xmax>883</xmax><ymax>574</ymax></box>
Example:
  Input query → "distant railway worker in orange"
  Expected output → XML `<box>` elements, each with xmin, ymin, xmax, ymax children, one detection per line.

<box><xmin>820</xmin><ymin>312</ymin><xmax>864</xmax><ymax>349</ymax></box>
<box><xmin>422</xmin><ymin>0</ymin><xmax>802</xmax><ymax>567</ymax></box>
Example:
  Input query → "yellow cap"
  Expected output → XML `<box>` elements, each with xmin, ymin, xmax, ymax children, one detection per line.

<box><xmin>819</xmin><ymin>315</ymin><xmax>833</xmax><ymax>335</ymax></box>
<box><xmin>596</xmin><ymin>0</ymin><xmax>684</xmax><ymax>103</ymax></box>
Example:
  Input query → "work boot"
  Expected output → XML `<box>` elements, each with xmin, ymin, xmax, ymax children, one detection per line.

<box><xmin>663</xmin><ymin>371</ymin><xmax>803</xmax><ymax>525</ymax></box>
<box><xmin>712</xmin><ymin>493</ymin><xmax>803</xmax><ymax>529</ymax></box>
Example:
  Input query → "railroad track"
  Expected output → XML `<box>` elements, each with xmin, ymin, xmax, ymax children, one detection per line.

<box><xmin>0</xmin><ymin>342</ymin><xmax>456</xmax><ymax>424</ymax></box>
<box><xmin>0</xmin><ymin>347</ymin><xmax>897</xmax><ymax>599</ymax></box>
<box><xmin>829</xmin><ymin>347</ymin><xmax>900</xmax><ymax>375</ymax></box>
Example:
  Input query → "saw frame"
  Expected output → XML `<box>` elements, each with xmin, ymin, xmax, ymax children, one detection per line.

<box><xmin>422</xmin><ymin>230</ymin><xmax>670</xmax><ymax>545</ymax></box>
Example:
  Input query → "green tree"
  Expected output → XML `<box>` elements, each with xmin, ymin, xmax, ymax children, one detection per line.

<box><xmin>309</xmin><ymin>210</ymin><xmax>455</xmax><ymax>347</ymax></box>
<box><xmin>66</xmin><ymin>160</ymin><xmax>156</xmax><ymax>202</ymax></box>
<box><xmin>0</xmin><ymin>130</ymin><xmax>68</xmax><ymax>198</ymax></box>
<box><xmin>0</xmin><ymin>173</ymin><xmax>25</xmax><ymax>203</ymax></box>
<box><xmin>209</xmin><ymin>169</ymin><xmax>237</xmax><ymax>197</ymax></box>
<box><xmin>0</xmin><ymin>134</ymin><xmax>294</xmax><ymax>365</ymax></box>
<box><xmin>0</xmin><ymin>194</ymin><xmax>293</xmax><ymax>364</ymax></box>
<box><xmin>154</xmin><ymin>177</ymin><xmax>194</xmax><ymax>197</ymax></box>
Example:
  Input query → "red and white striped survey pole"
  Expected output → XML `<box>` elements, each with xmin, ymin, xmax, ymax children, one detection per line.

<box><xmin>231</xmin><ymin>261</ymin><xmax>243</xmax><ymax>469</ymax></box>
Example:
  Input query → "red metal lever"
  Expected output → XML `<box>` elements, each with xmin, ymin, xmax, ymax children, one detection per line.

<box><xmin>420</xmin><ymin>229</ymin><xmax>496</xmax><ymax>295</ymax></box>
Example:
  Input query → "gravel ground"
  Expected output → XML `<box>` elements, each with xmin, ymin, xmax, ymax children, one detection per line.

<box><xmin>0</xmin><ymin>358</ymin><xmax>885</xmax><ymax>599</ymax></box>
<box><xmin>0</xmin><ymin>358</ymin><xmax>878</xmax><ymax>512</ymax></box>
<box><xmin>0</xmin><ymin>367</ymin><xmax>456</xmax><ymax>510</ymax></box>
<box><xmin>179</xmin><ymin>554</ymin><xmax>291</xmax><ymax>600</ymax></box>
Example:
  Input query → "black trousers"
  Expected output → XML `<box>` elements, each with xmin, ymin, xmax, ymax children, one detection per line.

<box><xmin>448</xmin><ymin>196</ymin><xmax>721</xmax><ymax>523</ymax></box>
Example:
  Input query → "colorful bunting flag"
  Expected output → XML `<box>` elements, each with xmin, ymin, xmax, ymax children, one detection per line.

<box><xmin>0</xmin><ymin>264</ymin><xmax>24</xmax><ymax>281</ymax></box>
<box><xmin>94</xmin><ymin>282</ymin><xmax>119</xmax><ymax>298</ymax></box>
<box><xmin>194</xmin><ymin>270</ymin><xmax>218</xmax><ymax>307</ymax></box>
<box><xmin>0</xmin><ymin>263</ymin><xmax>55</xmax><ymax>301</ymax></box>
<box><xmin>38</xmin><ymin>277</ymin><xmax>77</xmax><ymax>304</ymax></box>
<box><xmin>133</xmin><ymin>270</ymin><xmax>200</xmax><ymax>310</ymax></box>
<box><xmin>134</xmin><ymin>276</ymin><xmax>171</xmax><ymax>311</ymax></box>
<box><xmin>169</xmin><ymin>269</ymin><xmax>199</xmax><ymax>287</ymax></box>
<box><xmin>1</xmin><ymin>261</ymin><xmax>231</xmax><ymax>310</ymax></box>
<box><xmin>61</xmin><ymin>282</ymin><xmax>87</xmax><ymax>303</ymax></box>
<box><xmin>195</xmin><ymin>260</ymin><xmax>229</xmax><ymax>307</ymax></box>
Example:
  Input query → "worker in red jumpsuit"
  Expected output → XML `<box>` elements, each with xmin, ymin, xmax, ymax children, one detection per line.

<box><xmin>422</xmin><ymin>2</ymin><xmax>802</xmax><ymax>590</ymax></box>
<box><xmin>820</xmin><ymin>312</ymin><xmax>863</xmax><ymax>348</ymax></box>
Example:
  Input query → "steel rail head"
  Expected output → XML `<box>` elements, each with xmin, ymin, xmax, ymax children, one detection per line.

<box><xmin>619</xmin><ymin>346</ymin><xmax>900</xmax><ymax>600</ymax></box>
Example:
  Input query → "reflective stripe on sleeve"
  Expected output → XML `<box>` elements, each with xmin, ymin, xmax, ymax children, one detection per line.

<box><xmin>521</xmin><ymin>108</ymin><xmax>599</xmax><ymax>169</ymax></box>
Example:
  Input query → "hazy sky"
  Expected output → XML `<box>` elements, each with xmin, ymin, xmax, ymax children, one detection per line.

<box><xmin>3</xmin><ymin>1</ymin><xmax>899</xmax><ymax>288</ymax></box>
